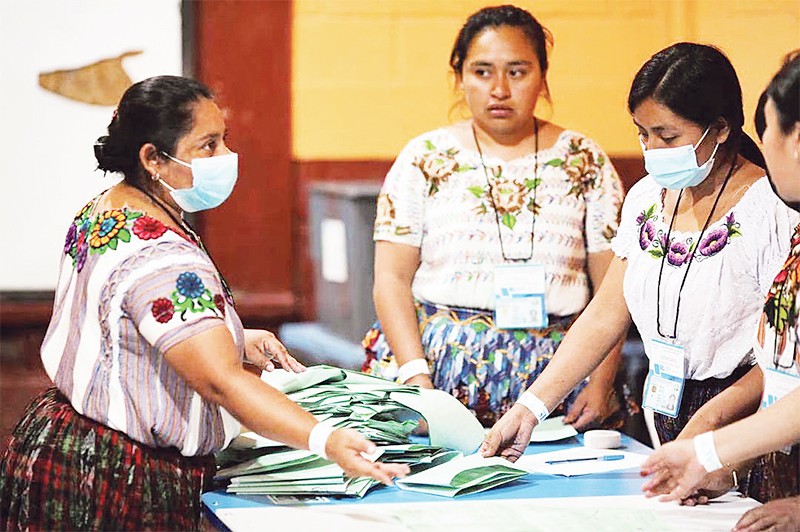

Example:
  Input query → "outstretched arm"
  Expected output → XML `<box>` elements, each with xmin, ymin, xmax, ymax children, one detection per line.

<box><xmin>640</xmin><ymin>365</ymin><xmax>763</xmax><ymax>501</ymax></box>
<box><xmin>482</xmin><ymin>256</ymin><xmax>632</xmax><ymax>460</ymax></box>
<box><xmin>564</xmin><ymin>250</ymin><xmax>628</xmax><ymax>430</ymax></box>
<box><xmin>165</xmin><ymin>325</ymin><xmax>409</xmax><ymax>484</ymax></box>
<box><xmin>641</xmin><ymin>383</ymin><xmax>800</xmax><ymax>502</ymax></box>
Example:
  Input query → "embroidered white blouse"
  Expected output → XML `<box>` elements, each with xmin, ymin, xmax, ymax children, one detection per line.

<box><xmin>41</xmin><ymin>197</ymin><xmax>242</xmax><ymax>456</ymax></box>
<box><xmin>374</xmin><ymin>127</ymin><xmax>624</xmax><ymax>315</ymax></box>
<box><xmin>612</xmin><ymin>176</ymin><xmax>799</xmax><ymax>380</ymax></box>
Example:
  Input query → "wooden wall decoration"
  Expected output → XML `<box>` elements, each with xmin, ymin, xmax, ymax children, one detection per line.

<box><xmin>38</xmin><ymin>51</ymin><xmax>141</xmax><ymax>106</ymax></box>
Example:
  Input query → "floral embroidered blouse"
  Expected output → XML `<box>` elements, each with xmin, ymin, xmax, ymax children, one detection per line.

<box><xmin>754</xmin><ymin>223</ymin><xmax>800</xmax><ymax>380</ymax></box>
<box><xmin>612</xmin><ymin>176</ymin><xmax>799</xmax><ymax>380</ymax></box>
<box><xmin>374</xmin><ymin>127</ymin><xmax>623</xmax><ymax>315</ymax></box>
<box><xmin>41</xmin><ymin>195</ymin><xmax>243</xmax><ymax>456</ymax></box>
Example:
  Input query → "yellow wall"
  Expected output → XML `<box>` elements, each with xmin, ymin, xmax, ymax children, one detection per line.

<box><xmin>292</xmin><ymin>0</ymin><xmax>800</xmax><ymax>159</ymax></box>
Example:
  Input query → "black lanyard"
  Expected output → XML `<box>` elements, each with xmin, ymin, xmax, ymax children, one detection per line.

<box><xmin>138</xmin><ymin>186</ymin><xmax>235</xmax><ymax>305</ymax></box>
<box><xmin>472</xmin><ymin>118</ymin><xmax>539</xmax><ymax>262</ymax></box>
<box><xmin>655</xmin><ymin>159</ymin><xmax>736</xmax><ymax>339</ymax></box>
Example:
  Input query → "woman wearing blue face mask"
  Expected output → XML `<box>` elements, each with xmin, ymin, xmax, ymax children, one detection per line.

<box><xmin>482</xmin><ymin>43</ymin><xmax>799</xmax><ymax>503</ymax></box>
<box><xmin>0</xmin><ymin>76</ymin><xmax>408</xmax><ymax>531</ymax></box>
<box><xmin>641</xmin><ymin>52</ymin><xmax>800</xmax><ymax>528</ymax></box>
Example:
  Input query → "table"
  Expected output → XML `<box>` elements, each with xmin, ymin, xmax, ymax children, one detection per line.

<box><xmin>202</xmin><ymin>434</ymin><xmax>760</xmax><ymax>531</ymax></box>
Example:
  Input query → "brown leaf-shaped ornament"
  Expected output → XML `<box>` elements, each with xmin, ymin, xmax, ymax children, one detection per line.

<box><xmin>38</xmin><ymin>50</ymin><xmax>142</xmax><ymax>106</ymax></box>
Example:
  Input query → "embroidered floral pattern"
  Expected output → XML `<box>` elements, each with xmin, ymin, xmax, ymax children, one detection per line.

<box><xmin>89</xmin><ymin>210</ymin><xmax>142</xmax><ymax>254</ymax></box>
<box><xmin>149</xmin><ymin>272</ymin><xmax>225</xmax><ymax>323</ymax></box>
<box><xmin>65</xmin><ymin>201</ymin><xmax>95</xmax><ymax>272</ymax></box>
<box><xmin>469</xmin><ymin>166</ymin><xmax>540</xmax><ymax>230</ymax></box>
<box><xmin>375</xmin><ymin>193</ymin><xmax>411</xmax><ymax>236</ymax></box>
<box><xmin>636</xmin><ymin>205</ymin><xmax>741</xmax><ymax>267</ymax></box>
<box><xmin>151</xmin><ymin>297</ymin><xmax>175</xmax><ymax>323</ymax></box>
<box><xmin>171</xmin><ymin>271</ymin><xmax>222</xmax><ymax>320</ymax></box>
<box><xmin>214</xmin><ymin>294</ymin><xmax>226</xmax><ymax>316</ymax></box>
<box><xmin>759</xmin><ymin>224</ymin><xmax>800</xmax><ymax>361</ymax></box>
<box><xmin>132</xmin><ymin>215</ymin><xmax>168</xmax><ymax>240</ymax></box>
<box><xmin>544</xmin><ymin>137</ymin><xmax>604</xmax><ymax>198</ymax></box>
<box><xmin>414</xmin><ymin>140</ymin><xmax>472</xmax><ymax>196</ymax></box>
<box><xmin>64</xmin><ymin>206</ymin><xmax>179</xmax><ymax>271</ymax></box>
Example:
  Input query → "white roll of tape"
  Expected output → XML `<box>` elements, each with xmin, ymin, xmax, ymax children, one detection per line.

<box><xmin>583</xmin><ymin>430</ymin><xmax>622</xmax><ymax>449</ymax></box>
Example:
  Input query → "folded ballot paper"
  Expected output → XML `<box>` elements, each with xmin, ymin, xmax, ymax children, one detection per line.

<box><xmin>395</xmin><ymin>453</ymin><xmax>529</xmax><ymax>497</ymax></box>
<box><xmin>214</xmin><ymin>365</ymin><xmax>497</xmax><ymax>498</ymax></box>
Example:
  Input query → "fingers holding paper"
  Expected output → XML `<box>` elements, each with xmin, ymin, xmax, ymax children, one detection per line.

<box><xmin>326</xmin><ymin>428</ymin><xmax>410</xmax><ymax>486</ymax></box>
<box><xmin>480</xmin><ymin>404</ymin><xmax>538</xmax><ymax>462</ymax></box>
<box><xmin>244</xmin><ymin>329</ymin><xmax>306</xmax><ymax>373</ymax></box>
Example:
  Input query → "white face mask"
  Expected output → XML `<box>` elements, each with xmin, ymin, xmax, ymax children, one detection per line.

<box><xmin>641</xmin><ymin>127</ymin><xmax>719</xmax><ymax>189</ymax></box>
<box><xmin>159</xmin><ymin>151</ymin><xmax>239</xmax><ymax>212</ymax></box>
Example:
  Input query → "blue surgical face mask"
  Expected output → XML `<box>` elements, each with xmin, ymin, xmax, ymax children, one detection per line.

<box><xmin>158</xmin><ymin>151</ymin><xmax>238</xmax><ymax>212</ymax></box>
<box><xmin>641</xmin><ymin>127</ymin><xmax>719</xmax><ymax>189</ymax></box>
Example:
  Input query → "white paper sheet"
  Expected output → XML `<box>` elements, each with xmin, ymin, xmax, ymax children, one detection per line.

<box><xmin>515</xmin><ymin>448</ymin><xmax>648</xmax><ymax>476</ymax></box>
<box><xmin>528</xmin><ymin>416</ymin><xmax>579</xmax><ymax>442</ymax></box>
<box><xmin>390</xmin><ymin>388</ymin><xmax>485</xmax><ymax>454</ymax></box>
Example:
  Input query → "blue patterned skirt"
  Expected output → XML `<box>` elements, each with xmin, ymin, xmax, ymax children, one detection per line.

<box><xmin>362</xmin><ymin>300</ymin><xmax>587</xmax><ymax>427</ymax></box>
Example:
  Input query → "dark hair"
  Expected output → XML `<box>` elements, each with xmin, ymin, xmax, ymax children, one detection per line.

<box><xmin>94</xmin><ymin>75</ymin><xmax>214</xmax><ymax>185</ymax></box>
<box><xmin>449</xmin><ymin>5</ymin><xmax>553</xmax><ymax>102</ymax></box>
<box><xmin>765</xmin><ymin>50</ymin><xmax>800</xmax><ymax>135</ymax></box>
<box><xmin>628</xmin><ymin>42</ymin><xmax>765</xmax><ymax>167</ymax></box>
<box><xmin>755</xmin><ymin>90</ymin><xmax>768</xmax><ymax>141</ymax></box>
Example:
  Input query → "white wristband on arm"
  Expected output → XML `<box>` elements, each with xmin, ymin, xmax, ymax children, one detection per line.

<box><xmin>693</xmin><ymin>431</ymin><xmax>724</xmax><ymax>473</ymax></box>
<box><xmin>308</xmin><ymin>422</ymin><xmax>336</xmax><ymax>460</ymax></box>
<box><xmin>516</xmin><ymin>391</ymin><xmax>550</xmax><ymax>423</ymax></box>
<box><xmin>397</xmin><ymin>358</ymin><xmax>431</xmax><ymax>384</ymax></box>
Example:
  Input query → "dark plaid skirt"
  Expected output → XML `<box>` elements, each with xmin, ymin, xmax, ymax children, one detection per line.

<box><xmin>0</xmin><ymin>387</ymin><xmax>216</xmax><ymax>531</ymax></box>
<box><xmin>654</xmin><ymin>366</ymin><xmax>800</xmax><ymax>503</ymax></box>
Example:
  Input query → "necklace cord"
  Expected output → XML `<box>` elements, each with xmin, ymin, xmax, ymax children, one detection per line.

<box><xmin>472</xmin><ymin>119</ymin><xmax>539</xmax><ymax>262</ymax></box>
<box><xmin>655</xmin><ymin>158</ymin><xmax>738</xmax><ymax>339</ymax></box>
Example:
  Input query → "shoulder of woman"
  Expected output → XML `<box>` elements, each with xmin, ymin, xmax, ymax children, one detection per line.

<box><xmin>398</xmin><ymin>126</ymin><xmax>463</xmax><ymax>155</ymax></box>
<box><xmin>621</xmin><ymin>176</ymin><xmax>660</xmax><ymax>208</ymax></box>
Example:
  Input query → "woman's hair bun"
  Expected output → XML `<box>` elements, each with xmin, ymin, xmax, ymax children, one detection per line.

<box><xmin>93</xmin><ymin>134</ymin><xmax>127</xmax><ymax>173</ymax></box>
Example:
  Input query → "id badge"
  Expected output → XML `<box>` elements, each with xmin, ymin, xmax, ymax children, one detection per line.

<box><xmin>761</xmin><ymin>368</ymin><xmax>800</xmax><ymax>409</ymax></box>
<box><xmin>493</xmin><ymin>264</ymin><xmax>548</xmax><ymax>330</ymax></box>
<box><xmin>761</xmin><ymin>368</ymin><xmax>800</xmax><ymax>454</ymax></box>
<box><xmin>642</xmin><ymin>338</ymin><xmax>686</xmax><ymax>418</ymax></box>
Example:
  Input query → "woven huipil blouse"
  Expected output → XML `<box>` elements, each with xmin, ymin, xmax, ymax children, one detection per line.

<box><xmin>41</xmin><ymin>197</ymin><xmax>243</xmax><ymax>456</ymax></box>
<box><xmin>374</xmin><ymin>128</ymin><xmax>624</xmax><ymax>316</ymax></box>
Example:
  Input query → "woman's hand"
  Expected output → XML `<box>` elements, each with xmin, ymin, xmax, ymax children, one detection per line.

<box><xmin>243</xmin><ymin>329</ymin><xmax>305</xmax><ymax>373</ymax></box>
<box><xmin>326</xmin><ymin>428</ymin><xmax>410</xmax><ymax>485</ymax></box>
<box><xmin>404</xmin><ymin>373</ymin><xmax>435</xmax><ymax>389</ymax></box>
<box><xmin>640</xmin><ymin>439</ymin><xmax>709</xmax><ymax>501</ymax></box>
<box><xmin>563</xmin><ymin>380</ymin><xmax>620</xmax><ymax>431</ymax></box>
<box><xmin>480</xmin><ymin>404</ymin><xmax>538</xmax><ymax>462</ymax></box>
<box><xmin>733</xmin><ymin>496</ymin><xmax>800</xmax><ymax>531</ymax></box>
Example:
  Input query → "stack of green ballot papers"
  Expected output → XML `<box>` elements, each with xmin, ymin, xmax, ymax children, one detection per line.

<box><xmin>214</xmin><ymin>365</ymin><xmax>496</xmax><ymax>498</ymax></box>
<box><xmin>262</xmin><ymin>365</ymin><xmax>486</xmax><ymax>454</ymax></box>
<box><xmin>395</xmin><ymin>453</ymin><xmax>529</xmax><ymax>497</ymax></box>
<box><xmin>218</xmin><ymin>442</ymin><xmax>463</xmax><ymax>497</ymax></box>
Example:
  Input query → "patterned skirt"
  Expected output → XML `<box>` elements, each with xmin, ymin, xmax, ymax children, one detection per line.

<box><xmin>654</xmin><ymin>366</ymin><xmax>799</xmax><ymax>503</ymax></box>
<box><xmin>0</xmin><ymin>387</ymin><xmax>216</xmax><ymax>531</ymax></box>
<box><xmin>362</xmin><ymin>300</ymin><xmax>589</xmax><ymax>427</ymax></box>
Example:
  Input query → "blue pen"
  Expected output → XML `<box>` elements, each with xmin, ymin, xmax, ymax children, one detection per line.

<box><xmin>545</xmin><ymin>455</ymin><xmax>625</xmax><ymax>465</ymax></box>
